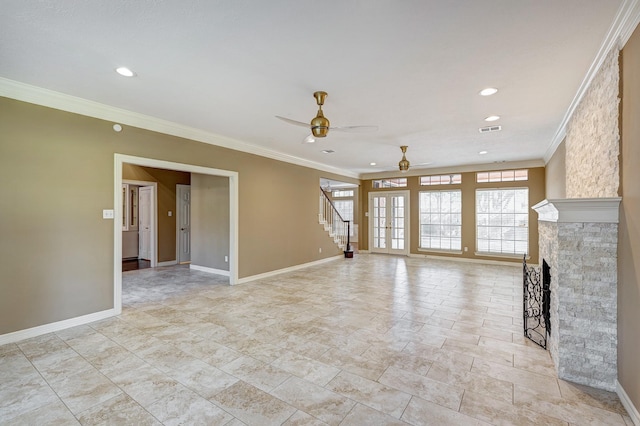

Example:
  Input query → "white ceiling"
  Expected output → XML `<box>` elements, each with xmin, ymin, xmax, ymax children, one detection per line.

<box><xmin>0</xmin><ymin>1</ymin><xmax>630</xmax><ymax>177</ymax></box>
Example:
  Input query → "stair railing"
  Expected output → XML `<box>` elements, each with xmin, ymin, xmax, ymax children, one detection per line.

<box><xmin>318</xmin><ymin>188</ymin><xmax>351</xmax><ymax>252</ymax></box>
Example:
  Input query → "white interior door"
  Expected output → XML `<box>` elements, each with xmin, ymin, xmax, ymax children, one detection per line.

<box><xmin>176</xmin><ymin>184</ymin><xmax>191</xmax><ymax>264</ymax></box>
<box><xmin>138</xmin><ymin>186</ymin><xmax>153</xmax><ymax>261</ymax></box>
<box><xmin>369</xmin><ymin>191</ymin><xmax>409</xmax><ymax>255</ymax></box>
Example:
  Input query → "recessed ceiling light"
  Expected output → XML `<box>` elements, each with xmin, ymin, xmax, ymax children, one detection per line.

<box><xmin>485</xmin><ymin>115</ymin><xmax>500</xmax><ymax>122</ymax></box>
<box><xmin>321</xmin><ymin>149</ymin><xmax>334</xmax><ymax>154</ymax></box>
<box><xmin>479</xmin><ymin>150</ymin><xmax>488</xmax><ymax>155</ymax></box>
<box><xmin>370</xmin><ymin>162</ymin><xmax>377</xmax><ymax>166</ymax></box>
<box><xmin>115</xmin><ymin>67</ymin><xmax>136</xmax><ymax>77</ymax></box>
<box><xmin>479</xmin><ymin>87</ymin><xmax>498</xmax><ymax>96</ymax></box>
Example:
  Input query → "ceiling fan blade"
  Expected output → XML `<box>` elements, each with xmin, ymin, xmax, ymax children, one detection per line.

<box><xmin>276</xmin><ymin>116</ymin><xmax>311</xmax><ymax>128</ymax></box>
<box><xmin>330</xmin><ymin>125</ymin><xmax>379</xmax><ymax>133</ymax></box>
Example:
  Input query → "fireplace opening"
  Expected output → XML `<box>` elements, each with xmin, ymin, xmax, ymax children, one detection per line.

<box><xmin>523</xmin><ymin>256</ymin><xmax>551</xmax><ymax>349</ymax></box>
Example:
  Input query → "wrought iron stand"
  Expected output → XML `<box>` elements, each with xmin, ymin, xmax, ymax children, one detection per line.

<box><xmin>523</xmin><ymin>255</ymin><xmax>551</xmax><ymax>349</ymax></box>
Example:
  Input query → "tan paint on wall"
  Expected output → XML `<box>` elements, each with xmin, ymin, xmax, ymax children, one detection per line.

<box><xmin>191</xmin><ymin>174</ymin><xmax>230</xmax><ymax>271</ymax></box>
<box><xmin>122</xmin><ymin>164</ymin><xmax>190</xmax><ymax>262</ymax></box>
<box><xmin>360</xmin><ymin>168</ymin><xmax>545</xmax><ymax>264</ymax></box>
<box><xmin>0</xmin><ymin>97</ymin><xmax>350</xmax><ymax>335</ymax></box>
<box><xmin>619</xmin><ymin>25</ymin><xmax>640</xmax><ymax>413</ymax></box>
<box><xmin>545</xmin><ymin>140</ymin><xmax>567</xmax><ymax>199</ymax></box>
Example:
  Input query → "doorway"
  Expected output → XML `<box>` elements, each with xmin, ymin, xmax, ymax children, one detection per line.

<box><xmin>114</xmin><ymin>154</ymin><xmax>239</xmax><ymax>315</ymax></box>
<box><xmin>369</xmin><ymin>191</ymin><xmax>410</xmax><ymax>255</ymax></box>
<box><xmin>122</xmin><ymin>179</ymin><xmax>157</xmax><ymax>271</ymax></box>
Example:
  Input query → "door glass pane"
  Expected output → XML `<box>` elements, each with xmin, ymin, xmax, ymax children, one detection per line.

<box><xmin>391</xmin><ymin>195</ymin><xmax>405</xmax><ymax>250</ymax></box>
<box><xmin>373</xmin><ymin>196</ymin><xmax>386</xmax><ymax>249</ymax></box>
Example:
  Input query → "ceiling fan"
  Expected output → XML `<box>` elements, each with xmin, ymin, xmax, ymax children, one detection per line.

<box><xmin>276</xmin><ymin>91</ymin><xmax>378</xmax><ymax>142</ymax></box>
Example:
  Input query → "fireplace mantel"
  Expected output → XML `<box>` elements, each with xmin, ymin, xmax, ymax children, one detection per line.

<box><xmin>532</xmin><ymin>198</ymin><xmax>621</xmax><ymax>223</ymax></box>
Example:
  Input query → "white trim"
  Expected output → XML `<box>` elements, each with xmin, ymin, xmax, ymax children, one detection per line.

<box><xmin>532</xmin><ymin>198</ymin><xmax>622</xmax><ymax>223</ymax></box>
<box><xmin>157</xmin><ymin>260</ymin><xmax>178</xmax><ymax>267</ymax></box>
<box><xmin>190</xmin><ymin>264</ymin><xmax>230</xmax><ymax>277</ymax></box>
<box><xmin>0</xmin><ymin>309</ymin><xmax>116</xmax><ymax>346</ymax></box>
<box><xmin>361</xmin><ymin>160</ymin><xmax>544</xmax><ymax>180</ymax></box>
<box><xmin>0</xmin><ymin>78</ymin><xmax>358</xmax><ymax>179</ymax></box>
<box><xmin>115</xmin><ymin>154</ymin><xmax>240</xmax><ymax>316</ymax></box>
<box><xmin>617</xmin><ymin>380</ymin><xmax>640</xmax><ymax>426</ymax></box>
<box><xmin>545</xmin><ymin>0</ymin><xmax>640</xmax><ymax>163</ymax></box>
<box><xmin>408</xmin><ymin>253</ymin><xmax>521</xmax><ymax>267</ymax></box>
<box><xmin>237</xmin><ymin>255</ymin><xmax>342</xmax><ymax>284</ymax></box>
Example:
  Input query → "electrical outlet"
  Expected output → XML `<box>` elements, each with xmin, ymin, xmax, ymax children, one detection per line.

<box><xmin>224</xmin><ymin>256</ymin><xmax>228</xmax><ymax>262</ymax></box>
<box><xmin>464</xmin><ymin>247</ymin><xmax>468</xmax><ymax>252</ymax></box>
<box><xmin>319</xmin><ymin>247</ymin><xmax>322</xmax><ymax>253</ymax></box>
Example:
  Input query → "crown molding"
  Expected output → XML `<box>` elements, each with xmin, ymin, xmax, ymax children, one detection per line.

<box><xmin>0</xmin><ymin>77</ymin><xmax>359</xmax><ymax>179</ymax></box>
<box><xmin>544</xmin><ymin>0</ymin><xmax>640</xmax><ymax>164</ymax></box>
<box><xmin>532</xmin><ymin>198</ymin><xmax>622</xmax><ymax>223</ymax></box>
<box><xmin>359</xmin><ymin>159</ymin><xmax>545</xmax><ymax>180</ymax></box>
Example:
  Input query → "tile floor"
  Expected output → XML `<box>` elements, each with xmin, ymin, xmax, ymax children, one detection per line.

<box><xmin>0</xmin><ymin>255</ymin><xmax>633</xmax><ymax>425</ymax></box>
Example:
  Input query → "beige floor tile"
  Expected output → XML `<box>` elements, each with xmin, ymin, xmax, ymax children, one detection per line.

<box><xmin>282</xmin><ymin>410</ymin><xmax>330</xmax><ymax>425</ymax></box>
<box><xmin>4</xmin><ymin>400</ymin><xmax>79</xmax><ymax>426</ymax></box>
<box><xmin>514</xmin><ymin>384</ymin><xmax>629</xmax><ymax>425</ymax></box>
<box><xmin>401</xmin><ymin>395</ymin><xmax>492</xmax><ymax>426</ymax></box>
<box><xmin>460</xmin><ymin>389</ymin><xmax>568</xmax><ymax>425</ymax></box>
<box><xmin>147</xmin><ymin>388</ymin><xmax>234</xmax><ymax>425</ymax></box>
<box><xmin>76</xmin><ymin>393</ymin><xmax>160</xmax><ymax>426</ymax></box>
<box><xmin>340</xmin><ymin>403</ymin><xmax>410</xmax><ymax>425</ymax></box>
<box><xmin>378</xmin><ymin>365</ymin><xmax>463</xmax><ymax>411</ymax></box>
<box><xmin>271</xmin><ymin>376</ymin><xmax>356</xmax><ymax>426</ymax></box>
<box><xmin>110</xmin><ymin>364</ymin><xmax>181</xmax><ymax>408</ymax></box>
<box><xmin>170</xmin><ymin>358</ymin><xmax>239</xmax><ymax>398</ymax></box>
<box><xmin>221</xmin><ymin>355</ymin><xmax>291</xmax><ymax>392</ymax></box>
<box><xmin>426</xmin><ymin>361</ymin><xmax>513</xmax><ymax>402</ymax></box>
<box><xmin>49</xmin><ymin>368</ymin><xmax>123</xmax><ymax>415</ymax></box>
<box><xmin>326</xmin><ymin>370</ymin><xmax>412</xmax><ymax>418</ymax></box>
<box><xmin>211</xmin><ymin>380</ymin><xmax>297</xmax><ymax>426</ymax></box>
<box><xmin>271</xmin><ymin>350</ymin><xmax>341</xmax><ymax>386</ymax></box>
<box><xmin>471</xmin><ymin>358</ymin><xmax>561</xmax><ymax>397</ymax></box>
<box><xmin>1</xmin><ymin>256</ymin><xmax>632</xmax><ymax>425</ymax></box>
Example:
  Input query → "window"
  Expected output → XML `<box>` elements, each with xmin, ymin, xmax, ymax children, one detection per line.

<box><xmin>419</xmin><ymin>190</ymin><xmax>462</xmax><ymax>251</ymax></box>
<box><xmin>372</xmin><ymin>178</ymin><xmax>407</xmax><ymax>188</ymax></box>
<box><xmin>420</xmin><ymin>174</ymin><xmax>462</xmax><ymax>186</ymax></box>
<box><xmin>477</xmin><ymin>169</ymin><xmax>528</xmax><ymax>183</ymax></box>
<box><xmin>476</xmin><ymin>188</ymin><xmax>528</xmax><ymax>256</ymax></box>
<box><xmin>333</xmin><ymin>200</ymin><xmax>354</xmax><ymax>236</ymax></box>
<box><xmin>332</xmin><ymin>190</ymin><xmax>354</xmax><ymax>197</ymax></box>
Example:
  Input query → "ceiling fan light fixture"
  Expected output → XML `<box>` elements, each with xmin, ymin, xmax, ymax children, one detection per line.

<box><xmin>310</xmin><ymin>102</ymin><xmax>330</xmax><ymax>137</ymax></box>
<box><xmin>398</xmin><ymin>146</ymin><xmax>410</xmax><ymax>173</ymax></box>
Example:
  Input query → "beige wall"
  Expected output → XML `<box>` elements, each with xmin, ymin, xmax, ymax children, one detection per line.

<box><xmin>619</xmin><ymin>25</ymin><xmax>640</xmax><ymax>413</ymax></box>
<box><xmin>191</xmin><ymin>174</ymin><xmax>230</xmax><ymax>271</ymax></box>
<box><xmin>123</xmin><ymin>164</ymin><xmax>191</xmax><ymax>262</ymax></box>
<box><xmin>545</xmin><ymin>140</ymin><xmax>567</xmax><ymax>199</ymax></box>
<box><xmin>0</xmin><ymin>97</ymin><xmax>349</xmax><ymax>335</ymax></box>
<box><xmin>360</xmin><ymin>168</ymin><xmax>545</xmax><ymax>264</ymax></box>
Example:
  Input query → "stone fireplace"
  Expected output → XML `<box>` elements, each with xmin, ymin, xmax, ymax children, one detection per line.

<box><xmin>532</xmin><ymin>198</ymin><xmax>621</xmax><ymax>392</ymax></box>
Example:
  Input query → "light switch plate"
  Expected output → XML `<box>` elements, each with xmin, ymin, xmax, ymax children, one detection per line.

<box><xmin>103</xmin><ymin>209</ymin><xmax>114</xmax><ymax>219</ymax></box>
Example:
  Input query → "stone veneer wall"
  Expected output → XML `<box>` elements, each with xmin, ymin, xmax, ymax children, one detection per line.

<box><xmin>538</xmin><ymin>219</ymin><xmax>619</xmax><ymax>391</ymax></box>
<box><xmin>565</xmin><ymin>48</ymin><xmax>620</xmax><ymax>198</ymax></box>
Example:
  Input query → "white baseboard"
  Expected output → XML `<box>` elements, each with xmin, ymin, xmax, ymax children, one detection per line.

<box><xmin>407</xmin><ymin>252</ymin><xmax>521</xmax><ymax>267</ymax></box>
<box><xmin>617</xmin><ymin>380</ymin><xmax>640</xmax><ymax>426</ymax></box>
<box><xmin>190</xmin><ymin>264</ymin><xmax>230</xmax><ymax>276</ymax></box>
<box><xmin>237</xmin><ymin>255</ymin><xmax>342</xmax><ymax>284</ymax></box>
<box><xmin>157</xmin><ymin>260</ymin><xmax>178</xmax><ymax>267</ymax></box>
<box><xmin>0</xmin><ymin>308</ymin><xmax>116</xmax><ymax>346</ymax></box>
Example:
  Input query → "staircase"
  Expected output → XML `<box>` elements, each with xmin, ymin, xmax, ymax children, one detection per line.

<box><xmin>318</xmin><ymin>188</ymin><xmax>352</xmax><ymax>253</ymax></box>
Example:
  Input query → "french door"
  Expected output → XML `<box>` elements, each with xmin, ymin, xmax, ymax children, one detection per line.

<box><xmin>369</xmin><ymin>191</ymin><xmax>410</xmax><ymax>255</ymax></box>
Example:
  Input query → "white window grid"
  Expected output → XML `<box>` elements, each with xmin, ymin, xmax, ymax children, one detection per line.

<box><xmin>372</xmin><ymin>178</ymin><xmax>407</xmax><ymax>188</ymax></box>
<box><xmin>420</xmin><ymin>174</ymin><xmax>462</xmax><ymax>186</ymax></box>
<box><xmin>419</xmin><ymin>190</ymin><xmax>462</xmax><ymax>251</ymax></box>
<box><xmin>333</xmin><ymin>200</ymin><xmax>354</xmax><ymax>236</ymax></box>
<box><xmin>477</xmin><ymin>169</ymin><xmax>528</xmax><ymax>183</ymax></box>
<box><xmin>476</xmin><ymin>188</ymin><xmax>529</xmax><ymax>256</ymax></box>
<box><xmin>332</xmin><ymin>190</ymin><xmax>354</xmax><ymax>197</ymax></box>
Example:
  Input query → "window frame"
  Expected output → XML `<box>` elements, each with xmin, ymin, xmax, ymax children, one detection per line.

<box><xmin>418</xmin><ymin>189</ymin><xmax>462</xmax><ymax>253</ymax></box>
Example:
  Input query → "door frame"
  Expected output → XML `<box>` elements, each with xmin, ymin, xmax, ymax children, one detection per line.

<box><xmin>368</xmin><ymin>190</ymin><xmax>410</xmax><ymax>256</ymax></box>
<box><xmin>114</xmin><ymin>154</ymin><xmax>239</xmax><ymax>315</ymax></box>
<box><xmin>175</xmin><ymin>184</ymin><xmax>191</xmax><ymax>264</ymax></box>
<box><xmin>123</xmin><ymin>179</ymin><xmax>157</xmax><ymax>266</ymax></box>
